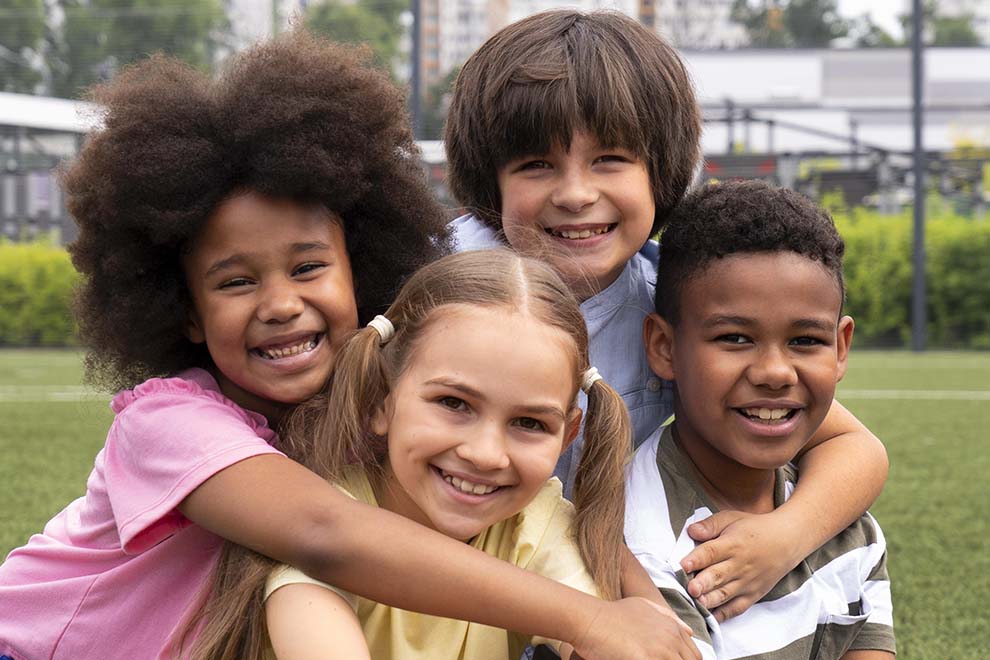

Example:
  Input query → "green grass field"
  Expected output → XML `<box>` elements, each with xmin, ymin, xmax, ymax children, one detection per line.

<box><xmin>1</xmin><ymin>348</ymin><xmax>987</xmax><ymax>659</ymax></box>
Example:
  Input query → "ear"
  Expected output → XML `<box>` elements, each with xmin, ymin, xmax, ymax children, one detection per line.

<box><xmin>185</xmin><ymin>309</ymin><xmax>206</xmax><ymax>344</ymax></box>
<box><xmin>370</xmin><ymin>394</ymin><xmax>392</xmax><ymax>437</ymax></box>
<box><xmin>643</xmin><ymin>313</ymin><xmax>676</xmax><ymax>381</ymax></box>
<box><xmin>835</xmin><ymin>315</ymin><xmax>855</xmax><ymax>381</ymax></box>
<box><xmin>562</xmin><ymin>407</ymin><xmax>583</xmax><ymax>451</ymax></box>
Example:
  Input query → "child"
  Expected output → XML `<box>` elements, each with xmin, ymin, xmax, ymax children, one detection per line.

<box><xmin>626</xmin><ymin>180</ymin><xmax>895</xmax><ymax>659</ymax></box>
<box><xmin>443</xmin><ymin>9</ymin><xmax>890</xmax><ymax>619</ymax></box>
<box><xmin>0</xmin><ymin>32</ymin><xmax>691</xmax><ymax>660</ymax></box>
<box><xmin>189</xmin><ymin>249</ymin><xmax>693</xmax><ymax>659</ymax></box>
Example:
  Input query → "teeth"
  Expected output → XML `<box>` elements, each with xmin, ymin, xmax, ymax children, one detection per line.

<box><xmin>443</xmin><ymin>472</ymin><xmax>498</xmax><ymax>496</ymax></box>
<box><xmin>550</xmin><ymin>226</ymin><xmax>611</xmax><ymax>239</ymax></box>
<box><xmin>257</xmin><ymin>336</ymin><xmax>319</xmax><ymax>360</ymax></box>
<box><xmin>743</xmin><ymin>407</ymin><xmax>792</xmax><ymax>421</ymax></box>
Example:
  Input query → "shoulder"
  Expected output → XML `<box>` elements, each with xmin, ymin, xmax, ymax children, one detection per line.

<box><xmin>108</xmin><ymin>368</ymin><xmax>276</xmax><ymax>454</ymax></box>
<box><xmin>448</xmin><ymin>213</ymin><xmax>505</xmax><ymax>251</ymax></box>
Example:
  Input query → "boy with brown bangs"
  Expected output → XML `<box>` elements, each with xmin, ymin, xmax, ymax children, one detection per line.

<box><xmin>626</xmin><ymin>180</ymin><xmax>894</xmax><ymax>659</ymax></box>
<box><xmin>444</xmin><ymin>9</ymin><xmax>891</xmax><ymax>621</ymax></box>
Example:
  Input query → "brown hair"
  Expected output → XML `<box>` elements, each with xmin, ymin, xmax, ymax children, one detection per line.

<box><xmin>183</xmin><ymin>250</ymin><xmax>630</xmax><ymax>658</ymax></box>
<box><xmin>64</xmin><ymin>28</ymin><xmax>449</xmax><ymax>393</ymax></box>
<box><xmin>444</xmin><ymin>9</ymin><xmax>701</xmax><ymax>235</ymax></box>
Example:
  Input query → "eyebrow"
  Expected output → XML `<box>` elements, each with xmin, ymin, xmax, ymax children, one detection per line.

<box><xmin>424</xmin><ymin>377</ymin><xmax>566</xmax><ymax>420</ymax></box>
<box><xmin>204</xmin><ymin>241</ymin><xmax>332</xmax><ymax>277</ymax></box>
<box><xmin>702</xmin><ymin>315</ymin><xmax>835</xmax><ymax>332</ymax></box>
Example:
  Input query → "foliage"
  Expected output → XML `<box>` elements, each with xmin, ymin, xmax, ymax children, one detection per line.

<box><xmin>419</xmin><ymin>65</ymin><xmax>459</xmax><ymax>140</ymax></box>
<box><xmin>731</xmin><ymin>0</ymin><xmax>848</xmax><ymax>48</ymax></box>
<box><xmin>848</xmin><ymin>13</ymin><xmax>899</xmax><ymax>48</ymax></box>
<box><xmin>835</xmin><ymin>205</ymin><xmax>990</xmax><ymax>349</ymax></box>
<box><xmin>49</xmin><ymin>0</ymin><xmax>228</xmax><ymax>99</ymax></box>
<box><xmin>899</xmin><ymin>2</ymin><xmax>983</xmax><ymax>47</ymax></box>
<box><xmin>0</xmin><ymin>240</ymin><xmax>78</xmax><ymax>346</ymax></box>
<box><xmin>0</xmin><ymin>0</ymin><xmax>45</xmax><ymax>92</ymax></box>
<box><xmin>305</xmin><ymin>0</ymin><xmax>404</xmax><ymax>74</ymax></box>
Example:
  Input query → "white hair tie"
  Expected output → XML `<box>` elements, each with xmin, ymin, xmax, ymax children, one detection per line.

<box><xmin>581</xmin><ymin>366</ymin><xmax>603</xmax><ymax>393</ymax></box>
<box><xmin>367</xmin><ymin>315</ymin><xmax>395</xmax><ymax>345</ymax></box>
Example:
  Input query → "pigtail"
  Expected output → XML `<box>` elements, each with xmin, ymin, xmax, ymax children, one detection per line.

<box><xmin>307</xmin><ymin>325</ymin><xmax>393</xmax><ymax>481</ymax></box>
<box><xmin>571</xmin><ymin>378</ymin><xmax>630</xmax><ymax>602</ymax></box>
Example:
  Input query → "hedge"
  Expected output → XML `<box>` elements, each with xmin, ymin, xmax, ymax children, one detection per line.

<box><xmin>836</xmin><ymin>206</ymin><xmax>990</xmax><ymax>349</ymax></box>
<box><xmin>1</xmin><ymin>209</ymin><xmax>989</xmax><ymax>348</ymax></box>
<box><xmin>0</xmin><ymin>240</ymin><xmax>78</xmax><ymax>347</ymax></box>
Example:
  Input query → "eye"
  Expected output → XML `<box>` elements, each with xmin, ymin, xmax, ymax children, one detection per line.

<box><xmin>293</xmin><ymin>262</ymin><xmax>326</xmax><ymax>277</ymax></box>
<box><xmin>513</xmin><ymin>417</ymin><xmax>547</xmax><ymax>432</ymax></box>
<box><xmin>716</xmin><ymin>334</ymin><xmax>750</xmax><ymax>345</ymax></box>
<box><xmin>218</xmin><ymin>277</ymin><xmax>253</xmax><ymax>290</ymax></box>
<box><xmin>437</xmin><ymin>396</ymin><xmax>468</xmax><ymax>412</ymax></box>
<box><xmin>790</xmin><ymin>336</ymin><xmax>826</xmax><ymax>347</ymax></box>
<box><xmin>516</xmin><ymin>159</ymin><xmax>551</xmax><ymax>172</ymax></box>
<box><xmin>595</xmin><ymin>153</ymin><xmax>629</xmax><ymax>164</ymax></box>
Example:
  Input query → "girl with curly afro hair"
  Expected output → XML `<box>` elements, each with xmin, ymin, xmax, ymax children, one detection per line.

<box><xmin>0</xmin><ymin>31</ymin><xmax>691</xmax><ymax>660</ymax></box>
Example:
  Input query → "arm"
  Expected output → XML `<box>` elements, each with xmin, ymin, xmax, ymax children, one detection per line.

<box><xmin>180</xmin><ymin>454</ymin><xmax>695</xmax><ymax>660</ymax></box>
<box><xmin>841</xmin><ymin>652</ymin><xmax>895</xmax><ymax>660</ymax></box>
<box><xmin>266</xmin><ymin>583</ymin><xmax>370</xmax><ymax>660</ymax></box>
<box><xmin>680</xmin><ymin>400</ymin><xmax>888</xmax><ymax>620</ymax></box>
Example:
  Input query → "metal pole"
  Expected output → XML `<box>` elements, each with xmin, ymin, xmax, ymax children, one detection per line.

<box><xmin>911</xmin><ymin>0</ymin><xmax>926</xmax><ymax>351</ymax></box>
<box><xmin>410</xmin><ymin>0</ymin><xmax>422</xmax><ymax>137</ymax></box>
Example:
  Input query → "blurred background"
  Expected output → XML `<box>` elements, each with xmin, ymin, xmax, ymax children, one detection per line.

<box><xmin>1</xmin><ymin>2</ymin><xmax>988</xmax><ymax>658</ymax></box>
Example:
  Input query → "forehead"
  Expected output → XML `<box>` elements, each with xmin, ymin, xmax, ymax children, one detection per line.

<box><xmin>403</xmin><ymin>306</ymin><xmax>578</xmax><ymax>391</ymax></box>
<box><xmin>188</xmin><ymin>192</ymin><xmax>343</xmax><ymax>261</ymax></box>
<box><xmin>680</xmin><ymin>252</ymin><xmax>843</xmax><ymax>324</ymax></box>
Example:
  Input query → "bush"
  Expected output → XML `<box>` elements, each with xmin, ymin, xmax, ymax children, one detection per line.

<box><xmin>0</xmin><ymin>240</ymin><xmax>79</xmax><ymax>347</ymax></box>
<box><xmin>836</xmin><ymin>207</ymin><xmax>990</xmax><ymax>349</ymax></box>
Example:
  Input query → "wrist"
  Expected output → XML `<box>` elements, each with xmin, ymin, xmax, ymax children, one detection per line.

<box><xmin>565</xmin><ymin>594</ymin><xmax>606</xmax><ymax>652</ymax></box>
<box><xmin>768</xmin><ymin>505</ymin><xmax>821</xmax><ymax>561</ymax></box>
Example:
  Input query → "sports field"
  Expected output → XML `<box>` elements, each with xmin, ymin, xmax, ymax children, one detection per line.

<box><xmin>1</xmin><ymin>348</ymin><xmax>987</xmax><ymax>659</ymax></box>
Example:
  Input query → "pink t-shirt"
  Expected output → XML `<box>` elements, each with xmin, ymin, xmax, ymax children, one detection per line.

<box><xmin>0</xmin><ymin>368</ymin><xmax>283</xmax><ymax>659</ymax></box>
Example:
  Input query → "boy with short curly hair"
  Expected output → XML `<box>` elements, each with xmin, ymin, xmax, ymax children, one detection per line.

<box><xmin>627</xmin><ymin>180</ymin><xmax>895</xmax><ymax>658</ymax></box>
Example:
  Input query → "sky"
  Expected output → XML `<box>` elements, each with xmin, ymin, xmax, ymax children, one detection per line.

<box><xmin>838</xmin><ymin>0</ymin><xmax>906</xmax><ymax>38</ymax></box>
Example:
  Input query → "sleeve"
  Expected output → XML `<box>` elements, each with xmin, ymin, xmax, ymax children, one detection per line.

<box><xmin>105</xmin><ymin>386</ymin><xmax>283</xmax><ymax>553</ymax></box>
<box><xmin>265</xmin><ymin>565</ymin><xmax>359</xmax><ymax>611</ymax></box>
<box><xmin>849</xmin><ymin>514</ymin><xmax>896</xmax><ymax>655</ymax></box>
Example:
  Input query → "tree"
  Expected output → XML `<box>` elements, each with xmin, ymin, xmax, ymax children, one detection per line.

<box><xmin>0</xmin><ymin>0</ymin><xmax>45</xmax><ymax>93</ymax></box>
<box><xmin>419</xmin><ymin>66</ymin><xmax>459</xmax><ymax>140</ymax></box>
<box><xmin>731</xmin><ymin>0</ymin><xmax>848</xmax><ymax>48</ymax></box>
<box><xmin>50</xmin><ymin>0</ymin><xmax>228</xmax><ymax>99</ymax></box>
<box><xmin>849</xmin><ymin>14</ymin><xmax>899</xmax><ymax>48</ymax></box>
<box><xmin>899</xmin><ymin>3</ymin><xmax>983</xmax><ymax>47</ymax></box>
<box><xmin>305</xmin><ymin>0</ymin><xmax>404</xmax><ymax>73</ymax></box>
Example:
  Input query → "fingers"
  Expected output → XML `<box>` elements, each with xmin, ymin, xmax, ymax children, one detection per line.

<box><xmin>686</xmin><ymin>510</ymin><xmax>748</xmax><ymax>543</ymax></box>
<box><xmin>710</xmin><ymin>596</ymin><xmax>753</xmax><ymax>623</ymax></box>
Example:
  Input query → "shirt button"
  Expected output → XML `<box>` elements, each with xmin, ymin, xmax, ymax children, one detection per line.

<box><xmin>647</xmin><ymin>377</ymin><xmax>662</xmax><ymax>392</ymax></box>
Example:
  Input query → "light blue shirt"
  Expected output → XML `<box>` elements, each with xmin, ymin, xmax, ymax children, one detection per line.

<box><xmin>449</xmin><ymin>215</ymin><xmax>673</xmax><ymax>497</ymax></box>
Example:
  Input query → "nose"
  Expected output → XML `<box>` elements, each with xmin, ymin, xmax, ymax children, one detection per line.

<box><xmin>747</xmin><ymin>346</ymin><xmax>798</xmax><ymax>390</ymax></box>
<box><xmin>550</xmin><ymin>169</ymin><xmax>599</xmax><ymax>213</ymax></box>
<box><xmin>257</xmin><ymin>277</ymin><xmax>304</xmax><ymax>324</ymax></box>
<box><xmin>454</xmin><ymin>420</ymin><xmax>511</xmax><ymax>471</ymax></box>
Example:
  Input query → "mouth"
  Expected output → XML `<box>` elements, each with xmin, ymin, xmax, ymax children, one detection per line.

<box><xmin>544</xmin><ymin>223</ymin><xmax>616</xmax><ymax>240</ymax></box>
<box><xmin>735</xmin><ymin>406</ymin><xmax>799</xmax><ymax>425</ymax></box>
<box><xmin>434</xmin><ymin>467</ymin><xmax>501</xmax><ymax>496</ymax></box>
<box><xmin>252</xmin><ymin>333</ymin><xmax>324</xmax><ymax>360</ymax></box>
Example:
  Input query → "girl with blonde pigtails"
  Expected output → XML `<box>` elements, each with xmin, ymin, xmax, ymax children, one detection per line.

<box><xmin>189</xmin><ymin>249</ymin><xmax>696</xmax><ymax>660</ymax></box>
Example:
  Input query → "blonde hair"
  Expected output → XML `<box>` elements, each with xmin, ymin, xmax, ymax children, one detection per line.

<box><xmin>182</xmin><ymin>250</ymin><xmax>630</xmax><ymax>658</ymax></box>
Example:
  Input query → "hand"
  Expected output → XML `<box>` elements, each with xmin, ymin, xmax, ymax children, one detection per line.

<box><xmin>681</xmin><ymin>509</ymin><xmax>802</xmax><ymax>622</ymax></box>
<box><xmin>572</xmin><ymin>597</ymin><xmax>701</xmax><ymax>660</ymax></box>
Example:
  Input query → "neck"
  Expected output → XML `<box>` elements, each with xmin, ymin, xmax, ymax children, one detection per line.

<box><xmin>670</xmin><ymin>421</ymin><xmax>777</xmax><ymax>515</ymax></box>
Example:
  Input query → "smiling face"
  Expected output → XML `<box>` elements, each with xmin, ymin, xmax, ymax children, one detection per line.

<box><xmin>645</xmin><ymin>252</ymin><xmax>853</xmax><ymax>485</ymax></box>
<box><xmin>182</xmin><ymin>191</ymin><xmax>359</xmax><ymax>422</ymax></box>
<box><xmin>371</xmin><ymin>306</ymin><xmax>581</xmax><ymax>541</ymax></box>
<box><xmin>496</xmin><ymin>130</ymin><xmax>655</xmax><ymax>301</ymax></box>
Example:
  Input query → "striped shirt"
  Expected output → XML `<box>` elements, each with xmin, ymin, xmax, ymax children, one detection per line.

<box><xmin>625</xmin><ymin>426</ymin><xmax>895</xmax><ymax>660</ymax></box>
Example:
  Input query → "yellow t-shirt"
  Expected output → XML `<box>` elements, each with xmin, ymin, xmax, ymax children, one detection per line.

<box><xmin>265</xmin><ymin>468</ymin><xmax>600</xmax><ymax>660</ymax></box>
